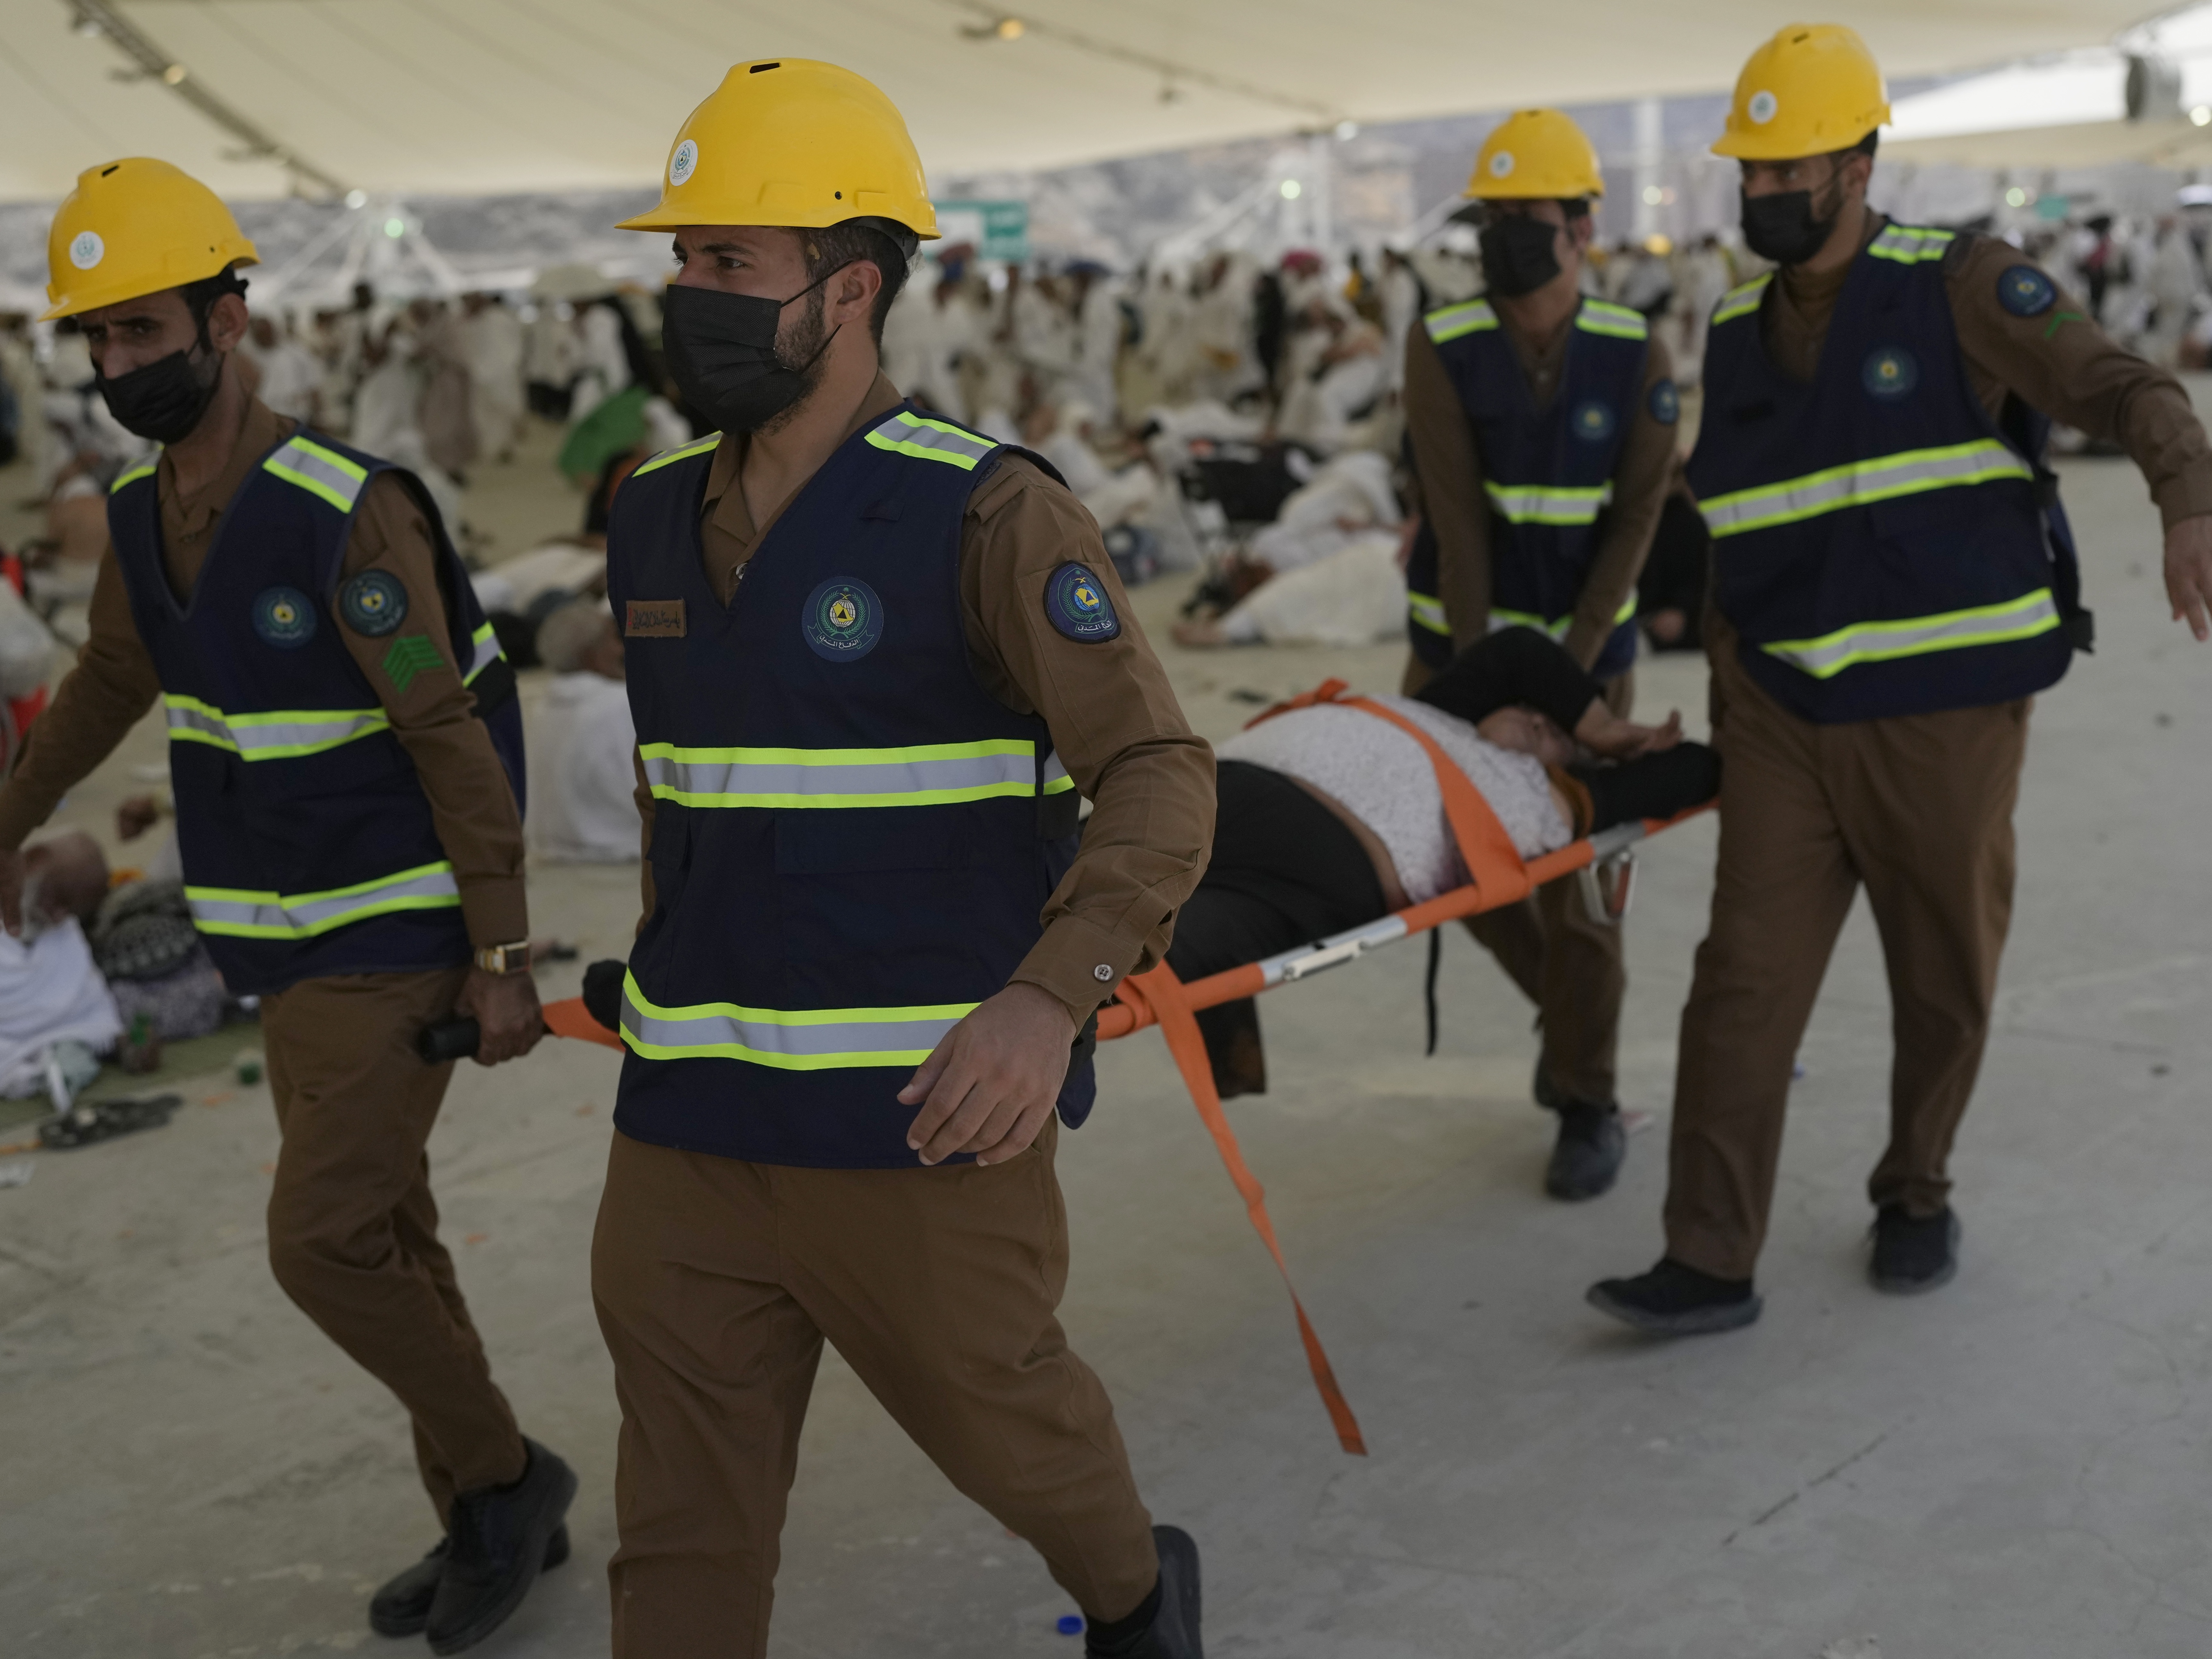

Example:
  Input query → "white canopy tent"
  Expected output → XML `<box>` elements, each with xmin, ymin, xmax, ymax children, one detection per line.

<box><xmin>0</xmin><ymin>0</ymin><xmax>2178</xmax><ymax>204</ymax></box>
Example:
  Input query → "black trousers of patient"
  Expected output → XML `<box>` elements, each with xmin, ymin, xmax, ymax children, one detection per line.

<box><xmin>1166</xmin><ymin>759</ymin><xmax>1387</xmax><ymax>1097</ymax></box>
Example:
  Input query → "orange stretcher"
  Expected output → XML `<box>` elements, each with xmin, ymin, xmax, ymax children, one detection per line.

<box><xmin>543</xmin><ymin>679</ymin><xmax>1711</xmax><ymax>1458</ymax></box>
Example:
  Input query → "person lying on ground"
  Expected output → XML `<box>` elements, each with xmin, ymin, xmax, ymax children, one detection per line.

<box><xmin>1166</xmin><ymin>625</ymin><xmax>1717</xmax><ymax>1196</ymax></box>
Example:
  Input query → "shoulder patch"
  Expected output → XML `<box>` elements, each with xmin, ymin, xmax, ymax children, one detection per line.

<box><xmin>339</xmin><ymin>569</ymin><xmax>409</xmax><ymax>637</ymax></box>
<box><xmin>1997</xmin><ymin>264</ymin><xmax>2057</xmax><ymax>319</ymax></box>
<box><xmin>1648</xmin><ymin>378</ymin><xmax>1680</xmax><ymax>425</ymax></box>
<box><xmin>1044</xmin><ymin>562</ymin><xmax>1120</xmax><ymax>643</ymax></box>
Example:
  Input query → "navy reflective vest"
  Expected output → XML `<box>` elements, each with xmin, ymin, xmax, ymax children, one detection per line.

<box><xmin>1415</xmin><ymin>295</ymin><xmax>1647</xmax><ymax>680</ymax></box>
<box><xmin>107</xmin><ymin>430</ymin><xmax>523</xmax><ymax>995</ymax></box>
<box><xmin>607</xmin><ymin>405</ymin><xmax>1092</xmax><ymax>1169</ymax></box>
<box><xmin>1688</xmin><ymin>224</ymin><xmax>2085</xmax><ymax>723</ymax></box>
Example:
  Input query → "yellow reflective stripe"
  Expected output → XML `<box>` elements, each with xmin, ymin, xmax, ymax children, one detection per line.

<box><xmin>1488</xmin><ymin>592</ymin><xmax>1637</xmax><ymax>639</ymax></box>
<box><xmin>463</xmin><ymin>620</ymin><xmax>503</xmax><ymax>684</ymax></box>
<box><xmin>185</xmin><ymin>860</ymin><xmax>459</xmax><ymax>938</ymax></box>
<box><xmin>1576</xmin><ymin>300</ymin><xmax>1649</xmax><ymax>341</ymax></box>
<box><xmin>1424</xmin><ymin>300</ymin><xmax>1497</xmax><ymax>344</ymax></box>
<box><xmin>1867</xmin><ymin>225</ymin><xmax>1956</xmax><ymax>265</ymax></box>
<box><xmin>1041</xmin><ymin>751</ymin><xmax>1076</xmax><ymax>795</ymax></box>
<box><xmin>619</xmin><ymin>970</ymin><xmax>977</xmax><ymax>1068</ymax></box>
<box><xmin>640</xmin><ymin>737</ymin><xmax>1043</xmax><ymax>809</ymax></box>
<box><xmin>1712</xmin><ymin>274</ymin><xmax>1772</xmax><ymax>326</ymax></box>
<box><xmin>110</xmin><ymin>460</ymin><xmax>159</xmax><ymax>494</ymax></box>
<box><xmin>864</xmin><ymin>411</ymin><xmax>995</xmax><ymax>470</ymax></box>
<box><xmin>1700</xmin><ymin>440</ymin><xmax>2032</xmax><ymax>538</ymax></box>
<box><xmin>1484</xmin><ymin>479</ymin><xmax>1614</xmax><ymax>525</ymax></box>
<box><xmin>632</xmin><ymin>433</ymin><xmax>722</xmax><ymax>478</ymax></box>
<box><xmin>1407</xmin><ymin>590</ymin><xmax>1450</xmax><ymax>636</ymax></box>
<box><xmin>164</xmin><ymin>693</ymin><xmax>391</xmax><ymax>760</ymax></box>
<box><xmin>263</xmin><ymin>436</ymin><xmax>369</xmax><ymax>512</ymax></box>
<box><xmin>1762</xmin><ymin>589</ymin><xmax>2060</xmax><ymax>679</ymax></box>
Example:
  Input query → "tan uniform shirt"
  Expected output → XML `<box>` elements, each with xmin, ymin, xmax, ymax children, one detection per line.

<box><xmin>1765</xmin><ymin>211</ymin><xmax>2212</xmax><ymax>525</ymax></box>
<box><xmin>0</xmin><ymin>396</ymin><xmax>529</xmax><ymax>946</ymax></box>
<box><xmin>1403</xmin><ymin>298</ymin><xmax>1678</xmax><ymax>671</ymax></box>
<box><xmin>632</xmin><ymin>374</ymin><xmax>1214</xmax><ymax>1024</ymax></box>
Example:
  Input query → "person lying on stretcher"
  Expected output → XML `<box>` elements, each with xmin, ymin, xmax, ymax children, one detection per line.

<box><xmin>1168</xmin><ymin>625</ymin><xmax>1718</xmax><ymax>1181</ymax></box>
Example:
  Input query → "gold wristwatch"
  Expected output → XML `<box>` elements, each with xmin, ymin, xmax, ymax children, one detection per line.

<box><xmin>473</xmin><ymin>940</ymin><xmax>533</xmax><ymax>976</ymax></box>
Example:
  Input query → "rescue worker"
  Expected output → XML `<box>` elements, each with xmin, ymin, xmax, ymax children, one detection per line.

<box><xmin>1399</xmin><ymin>109</ymin><xmax>1678</xmax><ymax>1202</ymax></box>
<box><xmin>0</xmin><ymin>161</ymin><xmax>576</xmax><ymax>1650</ymax></box>
<box><xmin>588</xmin><ymin>63</ymin><xmax>1215</xmax><ymax>1658</ymax></box>
<box><xmin>1588</xmin><ymin>24</ymin><xmax>2212</xmax><ymax>1333</ymax></box>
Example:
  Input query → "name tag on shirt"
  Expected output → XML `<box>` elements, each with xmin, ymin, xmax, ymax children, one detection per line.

<box><xmin>626</xmin><ymin>599</ymin><xmax>686</xmax><ymax>639</ymax></box>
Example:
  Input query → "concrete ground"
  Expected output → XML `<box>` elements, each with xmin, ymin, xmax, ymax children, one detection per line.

<box><xmin>4</xmin><ymin>406</ymin><xmax>2212</xmax><ymax>1659</ymax></box>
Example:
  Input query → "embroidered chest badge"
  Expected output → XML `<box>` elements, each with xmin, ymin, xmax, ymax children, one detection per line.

<box><xmin>251</xmin><ymin>585</ymin><xmax>317</xmax><ymax>649</ymax></box>
<box><xmin>1648</xmin><ymin>378</ymin><xmax>1680</xmax><ymax>425</ymax></box>
<box><xmin>802</xmin><ymin>577</ymin><xmax>884</xmax><ymax>662</ymax></box>
<box><xmin>1863</xmin><ymin>346</ymin><xmax>1919</xmax><ymax>400</ymax></box>
<box><xmin>338</xmin><ymin>569</ymin><xmax>409</xmax><ymax>636</ymax></box>
<box><xmin>1045</xmin><ymin>562</ymin><xmax>1120</xmax><ymax>643</ymax></box>
<box><xmin>1571</xmin><ymin>400</ymin><xmax>1615</xmax><ymax>443</ymax></box>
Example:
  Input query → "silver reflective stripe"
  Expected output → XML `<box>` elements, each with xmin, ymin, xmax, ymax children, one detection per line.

<box><xmin>263</xmin><ymin>437</ymin><xmax>368</xmax><ymax>512</ymax></box>
<box><xmin>1484</xmin><ymin>479</ymin><xmax>1613</xmax><ymax>525</ymax></box>
<box><xmin>1407</xmin><ymin>590</ymin><xmax>1450</xmax><ymax>636</ymax></box>
<box><xmin>1868</xmin><ymin>225</ymin><xmax>1955</xmax><ymax>265</ymax></box>
<box><xmin>1762</xmin><ymin>589</ymin><xmax>2061</xmax><ymax>679</ymax></box>
<box><xmin>1490</xmin><ymin>608</ymin><xmax>1570</xmax><ymax>640</ymax></box>
<box><xmin>620</xmin><ymin>973</ymin><xmax>975</xmax><ymax>1068</ymax></box>
<box><xmin>186</xmin><ymin>861</ymin><xmax>459</xmax><ymax>938</ymax></box>
<box><xmin>1425</xmin><ymin>301</ymin><xmax>1497</xmax><ymax>343</ymax></box>
<box><xmin>1712</xmin><ymin>275</ymin><xmax>1771</xmax><ymax>326</ymax></box>
<box><xmin>1042</xmin><ymin>751</ymin><xmax>1075</xmax><ymax>795</ymax></box>
<box><xmin>465</xmin><ymin>621</ymin><xmax>502</xmax><ymax>684</ymax></box>
<box><xmin>640</xmin><ymin>740</ymin><xmax>1038</xmax><ymax>808</ymax></box>
<box><xmin>1700</xmin><ymin>441</ymin><xmax>2032</xmax><ymax>538</ymax></box>
<box><xmin>164</xmin><ymin>694</ymin><xmax>390</xmax><ymax>760</ymax></box>
<box><xmin>1576</xmin><ymin>300</ymin><xmax>1648</xmax><ymax>340</ymax></box>
<box><xmin>865</xmin><ymin>411</ymin><xmax>995</xmax><ymax>470</ymax></box>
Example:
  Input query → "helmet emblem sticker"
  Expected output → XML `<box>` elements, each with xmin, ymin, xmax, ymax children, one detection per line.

<box><xmin>1748</xmin><ymin>90</ymin><xmax>1779</xmax><ymax>125</ymax></box>
<box><xmin>1997</xmin><ymin>264</ymin><xmax>2057</xmax><ymax>318</ymax></box>
<box><xmin>669</xmin><ymin>140</ymin><xmax>699</xmax><ymax>187</ymax></box>
<box><xmin>1571</xmin><ymin>400</ymin><xmax>1616</xmax><ymax>443</ymax></box>
<box><xmin>803</xmin><ymin>576</ymin><xmax>884</xmax><ymax>662</ymax></box>
<box><xmin>1045</xmin><ymin>562</ymin><xmax>1121</xmax><ymax>643</ymax></box>
<box><xmin>1862</xmin><ymin>346</ymin><xmax>1919</xmax><ymax>400</ymax></box>
<box><xmin>339</xmin><ymin>569</ymin><xmax>410</xmax><ymax>637</ymax></box>
<box><xmin>251</xmin><ymin>585</ymin><xmax>317</xmax><ymax>649</ymax></box>
<box><xmin>69</xmin><ymin>230</ymin><xmax>105</xmax><ymax>271</ymax></box>
<box><xmin>1489</xmin><ymin>150</ymin><xmax>1516</xmax><ymax>179</ymax></box>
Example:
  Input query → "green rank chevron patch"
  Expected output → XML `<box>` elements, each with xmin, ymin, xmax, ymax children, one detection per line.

<box><xmin>380</xmin><ymin>633</ymin><xmax>445</xmax><ymax>693</ymax></box>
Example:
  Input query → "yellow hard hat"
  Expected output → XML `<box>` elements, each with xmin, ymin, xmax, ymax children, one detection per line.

<box><xmin>1467</xmin><ymin>110</ymin><xmax>1605</xmax><ymax>201</ymax></box>
<box><xmin>618</xmin><ymin>59</ymin><xmax>938</xmax><ymax>239</ymax></box>
<box><xmin>42</xmin><ymin>157</ymin><xmax>259</xmax><ymax>322</ymax></box>
<box><xmin>1713</xmin><ymin>24</ymin><xmax>1890</xmax><ymax>160</ymax></box>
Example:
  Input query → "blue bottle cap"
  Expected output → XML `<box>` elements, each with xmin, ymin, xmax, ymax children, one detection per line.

<box><xmin>1056</xmin><ymin>1613</ymin><xmax>1085</xmax><ymax>1636</ymax></box>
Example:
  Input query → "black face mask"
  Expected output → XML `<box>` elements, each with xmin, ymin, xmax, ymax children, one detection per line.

<box><xmin>1478</xmin><ymin>214</ymin><xmax>1564</xmax><ymax>298</ymax></box>
<box><xmin>1739</xmin><ymin>169</ymin><xmax>1845</xmax><ymax>266</ymax></box>
<box><xmin>96</xmin><ymin>344</ymin><xmax>222</xmax><ymax>445</ymax></box>
<box><xmin>660</xmin><ymin>275</ymin><xmax>842</xmax><ymax>435</ymax></box>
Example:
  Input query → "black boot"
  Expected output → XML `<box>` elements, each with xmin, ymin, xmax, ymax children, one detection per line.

<box><xmin>1545</xmin><ymin>1101</ymin><xmax>1627</xmax><ymax>1201</ymax></box>
<box><xmin>1086</xmin><ymin>1525</ymin><xmax>1202</xmax><ymax>1658</ymax></box>
<box><xmin>424</xmin><ymin>1439</ymin><xmax>578</xmax><ymax>1655</ymax></box>
<box><xmin>1587</xmin><ymin>1258</ymin><xmax>1762</xmax><ymax>1335</ymax></box>
<box><xmin>1870</xmin><ymin>1205</ymin><xmax>1959</xmax><ymax>1294</ymax></box>
<box><xmin>369</xmin><ymin>1527</ymin><xmax>571</xmax><ymax>1639</ymax></box>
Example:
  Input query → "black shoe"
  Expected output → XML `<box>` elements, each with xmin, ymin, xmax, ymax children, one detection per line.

<box><xmin>425</xmin><ymin>1439</ymin><xmax>578</xmax><ymax>1655</ymax></box>
<box><xmin>370</xmin><ymin>1527</ymin><xmax>570</xmax><ymax>1639</ymax></box>
<box><xmin>1545</xmin><ymin>1101</ymin><xmax>1627</xmax><ymax>1201</ymax></box>
<box><xmin>1587</xmin><ymin>1258</ymin><xmax>1762</xmax><ymax>1335</ymax></box>
<box><xmin>1870</xmin><ymin>1205</ymin><xmax>1959</xmax><ymax>1295</ymax></box>
<box><xmin>1087</xmin><ymin>1525</ymin><xmax>1202</xmax><ymax>1659</ymax></box>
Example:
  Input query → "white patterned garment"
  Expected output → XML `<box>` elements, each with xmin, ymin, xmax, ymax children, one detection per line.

<box><xmin>1214</xmin><ymin>694</ymin><xmax>1572</xmax><ymax>903</ymax></box>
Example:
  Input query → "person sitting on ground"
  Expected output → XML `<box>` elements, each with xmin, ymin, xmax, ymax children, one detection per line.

<box><xmin>0</xmin><ymin>830</ymin><xmax>122</xmax><ymax>1097</ymax></box>
<box><xmin>524</xmin><ymin>598</ymin><xmax>637</xmax><ymax>864</ymax></box>
<box><xmin>1167</xmin><ymin>625</ymin><xmax>1718</xmax><ymax>1199</ymax></box>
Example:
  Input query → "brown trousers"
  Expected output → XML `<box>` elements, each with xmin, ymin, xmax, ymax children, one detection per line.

<box><xmin>1467</xmin><ymin>669</ymin><xmax>1634</xmax><ymax>1105</ymax></box>
<box><xmin>590</xmin><ymin>1116</ymin><xmax>1159</xmax><ymax>1659</ymax></box>
<box><xmin>1664</xmin><ymin>649</ymin><xmax>2029</xmax><ymax>1280</ymax></box>
<box><xmin>262</xmin><ymin>967</ymin><xmax>527</xmax><ymax>1525</ymax></box>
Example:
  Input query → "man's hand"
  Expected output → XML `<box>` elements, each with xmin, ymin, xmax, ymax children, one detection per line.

<box><xmin>899</xmin><ymin>982</ymin><xmax>1077</xmax><ymax>1166</ymax></box>
<box><xmin>2165</xmin><ymin>515</ymin><xmax>2212</xmax><ymax>641</ymax></box>
<box><xmin>0</xmin><ymin>847</ymin><xmax>21</xmax><ymax>938</ymax></box>
<box><xmin>116</xmin><ymin>794</ymin><xmax>164</xmax><ymax>841</ymax></box>
<box><xmin>456</xmin><ymin>967</ymin><xmax>544</xmax><ymax>1066</ymax></box>
<box><xmin>1573</xmin><ymin>700</ymin><xmax>1684</xmax><ymax>760</ymax></box>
